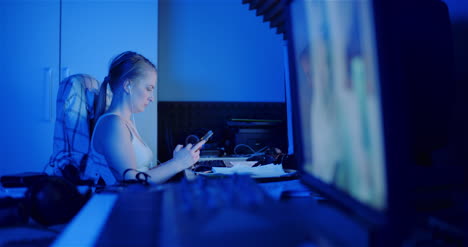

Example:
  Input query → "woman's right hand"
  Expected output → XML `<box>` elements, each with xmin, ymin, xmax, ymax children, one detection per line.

<box><xmin>172</xmin><ymin>140</ymin><xmax>206</xmax><ymax>169</ymax></box>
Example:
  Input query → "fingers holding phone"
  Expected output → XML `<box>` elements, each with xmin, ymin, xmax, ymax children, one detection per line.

<box><xmin>172</xmin><ymin>130</ymin><xmax>213</xmax><ymax>168</ymax></box>
<box><xmin>174</xmin><ymin>144</ymin><xmax>183</xmax><ymax>153</ymax></box>
<box><xmin>195</xmin><ymin>130</ymin><xmax>212</xmax><ymax>151</ymax></box>
<box><xmin>173</xmin><ymin>144</ymin><xmax>200</xmax><ymax>168</ymax></box>
<box><xmin>200</xmin><ymin>130</ymin><xmax>213</xmax><ymax>142</ymax></box>
<box><xmin>193</xmin><ymin>139</ymin><xmax>207</xmax><ymax>152</ymax></box>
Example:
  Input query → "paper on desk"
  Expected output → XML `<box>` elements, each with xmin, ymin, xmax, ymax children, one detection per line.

<box><xmin>228</xmin><ymin>161</ymin><xmax>258</xmax><ymax>167</ymax></box>
<box><xmin>211</xmin><ymin>163</ymin><xmax>288</xmax><ymax>178</ymax></box>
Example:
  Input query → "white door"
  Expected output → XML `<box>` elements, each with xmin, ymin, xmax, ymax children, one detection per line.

<box><xmin>0</xmin><ymin>0</ymin><xmax>60</xmax><ymax>175</ymax></box>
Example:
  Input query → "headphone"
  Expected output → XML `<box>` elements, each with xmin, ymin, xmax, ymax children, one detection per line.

<box><xmin>0</xmin><ymin>176</ymin><xmax>91</xmax><ymax>227</ymax></box>
<box><xmin>0</xmin><ymin>176</ymin><xmax>92</xmax><ymax>226</ymax></box>
<box><xmin>127</xmin><ymin>83</ymin><xmax>132</xmax><ymax>94</ymax></box>
<box><xmin>25</xmin><ymin>176</ymin><xmax>91</xmax><ymax>226</ymax></box>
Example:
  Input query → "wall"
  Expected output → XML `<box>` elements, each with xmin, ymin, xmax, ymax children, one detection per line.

<box><xmin>158</xmin><ymin>0</ymin><xmax>286</xmax><ymax>102</ymax></box>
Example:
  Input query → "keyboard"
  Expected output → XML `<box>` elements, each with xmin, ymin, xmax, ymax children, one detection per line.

<box><xmin>161</xmin><ymin>175</ymin><xmax>285</xmax><ymax>247</ymax></box>
<box><xmin>172</xmin><ymin>175</ymin><xmax>271</xmax><ymax>214</ymax></box>
<box><xmin>194</xmin><ymin>156</ymin><xmax>251</xmax><ymax>171</ymax></box>
<box><xmin>194</xmin><ymin>159</ymin><xmax>226</xmax><ymax>168</ymax></box>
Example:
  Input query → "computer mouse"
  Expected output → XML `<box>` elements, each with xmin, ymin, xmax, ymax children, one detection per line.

<box><xmin>193</xmin><ymin>165</ymin><xmax>213</xmax><ymax>173</ymax></box>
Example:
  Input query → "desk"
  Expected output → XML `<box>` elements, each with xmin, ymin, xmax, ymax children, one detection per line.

<box><xmin>49</xmin><ymin>177</ymin><xmax>369</xmax><ymax>247</ymax></box>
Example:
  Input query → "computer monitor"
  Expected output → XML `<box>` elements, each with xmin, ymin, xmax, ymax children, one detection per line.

<box><xmin>289</xmin><ymin>0</ymin><xmax>386</xmax><ymax>212</ymax></box>
<box><xmin>287</xmin><ymin>0</ymin><xmax>461</xmax><ymax>245</ymax></box>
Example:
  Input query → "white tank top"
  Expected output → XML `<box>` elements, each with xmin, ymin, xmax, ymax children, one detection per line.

<box><xmin>84</xmin><ymin>113</ymin><xmax>154</xmax><ymax>185</ymax></box>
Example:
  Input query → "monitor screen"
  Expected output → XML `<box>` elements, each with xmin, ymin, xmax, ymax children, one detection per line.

<box><xmin>289</xmin><ymin>0</ymin><xmax>386</xmax><ymax>211</ymax></box>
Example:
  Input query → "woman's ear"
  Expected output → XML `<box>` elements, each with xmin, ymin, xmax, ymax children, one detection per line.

<box><xmin>123</xmin><ymin>80</ymin><xmax>132</xmax><ymax>94</ymax></box>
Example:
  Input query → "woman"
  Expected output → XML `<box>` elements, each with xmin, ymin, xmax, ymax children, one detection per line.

<box><xmin>85</xmin><ymin>51</ymin><xmax>205</xmax><ymax>185</ymax></box>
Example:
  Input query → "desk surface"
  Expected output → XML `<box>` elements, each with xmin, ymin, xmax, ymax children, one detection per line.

<box><xmin>51</xmin><ymin>193</ymin><xmax>118</xmax><ymax>247</ymax></box>
<box><xmin>49</xmin><ymin>178</ymin><xmax>369</xmax><ymax>247</ymax></box>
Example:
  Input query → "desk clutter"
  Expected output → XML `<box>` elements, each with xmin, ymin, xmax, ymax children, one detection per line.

<box><xmin>194</xmin><ymin>162</ymin><xmax>296</xmax><ymax>179</ymax></box>
<box><xmin>191</xmin><ymin>143</ymin><xmax>296</xmax><ymax>179</ymax></box>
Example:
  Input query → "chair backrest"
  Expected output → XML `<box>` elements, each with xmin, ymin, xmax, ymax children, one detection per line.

<box><xmin>48</xmin><ymin>74</ymin><xmax>100</xmax><ymax>180</ymax></box>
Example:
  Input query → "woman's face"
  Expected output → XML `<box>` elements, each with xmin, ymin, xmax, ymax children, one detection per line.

<box><xmin>130</xmin><ymin>68</ymin><xmax>157</xmax><ymax>113</ymax></box>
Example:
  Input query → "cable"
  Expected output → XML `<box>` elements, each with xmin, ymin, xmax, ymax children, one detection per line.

<box><xmin>122</xmin><ymin>168</ymin><xmax>138</xmax><ymax>181</ymax></box>
<box><xmin>234</xmin><ymin>144</ymin><xmax>256</xmax><ymax>154</ymax></box>
<box><xmin>256</xmin><ymin>146</ymin><xmax>269</xmax><ymax>154</ymax></box>
<box><xmin>42</xmin><ymin>162</ymin><xmax>51</xmax><ymax>174</ymax></box>
<box><xmin>129</xmin><ymin>87</ymin><xmax>137</xmax><ymax>129</ymax></box>
<box><xmin>185</xmin><ymin>134</ymin><xmax>200</xmax><ymax>145</ymax></box>
<box><xmin>233</xmin><ymin>144</ymin><xmax>259</xmax><ymax>155</ymax></box>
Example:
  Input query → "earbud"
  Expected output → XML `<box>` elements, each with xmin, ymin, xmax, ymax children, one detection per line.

<box><xmin>127</xmin><ymin>84</ymin><xmax>132</xmax><ymax>94</ymax></box>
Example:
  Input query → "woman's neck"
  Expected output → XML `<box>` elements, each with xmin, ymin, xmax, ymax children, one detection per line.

<box><xmin>107</xmin><ymin>100</ymin><xmax>132</xmax><ymax>121</ymax></box>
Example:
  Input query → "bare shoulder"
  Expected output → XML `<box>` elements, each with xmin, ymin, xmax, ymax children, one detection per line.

<box><xmin>94</xmin><ymin>115</ymin><xmax>131</xmax><ymax>151</ymax></box>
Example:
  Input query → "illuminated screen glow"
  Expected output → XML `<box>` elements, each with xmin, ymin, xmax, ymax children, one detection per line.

<box><xmin>291</xmin><ymin>0</ymin><xmax>386</xmax><ymax>209</ymax></box>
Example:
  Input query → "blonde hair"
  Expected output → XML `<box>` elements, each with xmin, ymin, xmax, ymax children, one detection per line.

<box><xmin>94</xmin><ymin>51</ymin><xmax>156</xmax><ymax>124</ymax></box>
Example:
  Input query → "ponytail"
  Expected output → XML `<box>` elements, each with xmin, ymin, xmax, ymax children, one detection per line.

<box><xmin>93</xmin><ymin>76</ymin><xmax>109</xmax><ymax>132</ymax></box>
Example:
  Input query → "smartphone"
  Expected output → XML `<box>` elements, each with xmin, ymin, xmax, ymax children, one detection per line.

<box><xmin>199</xmin><ymin>130</ymin><xmax>213</xmax><ymax>143</ymax></box>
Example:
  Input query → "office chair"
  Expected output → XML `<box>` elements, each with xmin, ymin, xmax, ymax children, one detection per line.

<box><xmin>48</xmin><ymin>74</ymin><xmax>101</xmax><ymax>184</ymax></box>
